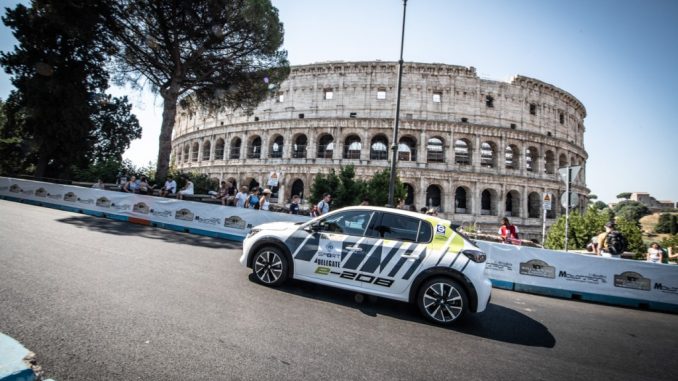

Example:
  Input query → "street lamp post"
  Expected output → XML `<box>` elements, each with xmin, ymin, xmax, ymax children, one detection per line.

<box><xmin>387</xmin><ymin>0</ymin><xmax>408</xmax><ymax>207</ymax></box>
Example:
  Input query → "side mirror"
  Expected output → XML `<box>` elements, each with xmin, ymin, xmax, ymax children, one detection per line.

<box><xmin>305</xmin><ymin>223</ymin><xmax>322</xmax><ymax>233</ymax></box>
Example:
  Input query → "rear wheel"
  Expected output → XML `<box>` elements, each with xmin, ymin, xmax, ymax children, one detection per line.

<box><xmin>252</xmin><ymin>246</ymin><xmax>288</xmax><ymax>286</ymax></box>
<box><xmin>416</xmin><ymin>277</ymin><xmax>468</xmax><ymax>325</ymax></box>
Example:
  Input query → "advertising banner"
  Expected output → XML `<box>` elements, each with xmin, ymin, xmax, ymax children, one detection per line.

<box><xmin>478</xmin><ymin>240</ymin><xmax>678</xmax><ymax>310</ymax></box>
<box><xmin>0</xmin><ymin>177</ymin><xmax>310</xmax><ymax>241</ymax></box>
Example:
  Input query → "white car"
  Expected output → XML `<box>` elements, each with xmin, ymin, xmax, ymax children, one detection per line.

<box><xmin>240</xmin><ymin>206</ymin><xmax>492</xmax><ymax>325</ymax></box>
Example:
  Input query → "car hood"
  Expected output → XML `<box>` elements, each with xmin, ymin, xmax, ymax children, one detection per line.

<box><xmin>252</xmin><ymin>221</ymin><xmax>301</xmax><ymax>231</ymax></box>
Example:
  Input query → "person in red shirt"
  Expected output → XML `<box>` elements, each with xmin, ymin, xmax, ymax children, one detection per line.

<box><xmin>498</xmin><ymin>217</ymin><xmax>520</xmax><ymax>244</ymax></box>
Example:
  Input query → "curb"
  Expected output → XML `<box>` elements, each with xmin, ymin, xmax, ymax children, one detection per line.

<box><xmin>0</xmin><ymin>333</ymin><xmax>54</xmax><ymax>381</ymax></box>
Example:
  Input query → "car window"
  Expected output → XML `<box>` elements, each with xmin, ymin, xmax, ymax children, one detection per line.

<box><xmin>417</xmin><ymin>220</ymin><xmax>433</xmax><ymax>243</ymax></box>
<box><xmin>375</xmin><ymin>212</ymin><xmax>428</xmax><ymax>242</ymax></box>
<box><xmin>319</xmin><ymin>210</ymin><xmax>374</xmax><ymax>236</ymax></box>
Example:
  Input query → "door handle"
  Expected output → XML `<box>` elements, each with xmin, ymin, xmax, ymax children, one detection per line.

<box><xmin>346</xmin><ymin>246</ymin><xmax>363</xmax><ymax>252</ymax></box>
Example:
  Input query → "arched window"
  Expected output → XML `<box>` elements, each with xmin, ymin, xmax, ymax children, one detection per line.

<box><xmin>480</xmin><ymin>142</ymin><xmax>496</xmax><ymax>168</ymax></box>
<box><xmin>215</xmin><ymin>138</ymin><xmax>225</xmax><ymax>160</ymax></box>
<box><xmin>270</xmin><ymin>135</ymin><xmax>283</xmax><ymax>158</ymax></box>
<box><xmin>176</xmin><ymin>148</ymin><xmax>182</xmax><ymax>163</ymax></box>
<box><xmin>398</xmin><ymin>136</ymin><xmax>417</xmax><ymax>161</ymax></box>
<box><xmin>230</xmin><ymin>137</ymin><xmax>242</xmax><ymax>159</ymax></box>
<box><xmin>559</xmin><ymin>153</ymin><xmax>568</xmax><ymax>169</ymax></box>
<box><xmin>526</xmin><ymin>147</ymin><xmax>539</xmax><ymax>172</ymax></box>
<box><xmin>248</xmin><ymin>136</ymin><xmax>261</xmax><ymax>159</ymax></box>
<box><xmin>202</xmin><ymin>140</ymin><xmax>211</xmax><ymax>161</ymax></box>
<box><xmin>546</xmin><ymin>192</ymin><xmax>556</xmax><ymax>219</ymax></box>
<box><xmin>344</xmin><ymin>135</ymin><xmax>361</xmax><ymax>159</ymax></box>
<box><xmin>454</xmin><ymin>139</ymin><xmax>471</xmax><ymax>165</ymax></box>
<box><xmin>227</xmin><ymin>178</ymin><xmax>237</xmax><ymax>190</ymax></box>
<box><xmin>293</xmin><ymin>134</ymin><xmax>307</xmax><ymax>158</ymax></box>
<box><xmin>370</xmin><ymin>135</ymin><xmax>388</xmax><ymax>160</ymax></box>
<box><xmin>427</xmin><ymin>137</ymin><xmax>444</xmax><ymax>163</ymax></box>
<box><xmin>505</xmin><ymin>190</ymin><xmax>520</xmax><ymax>217</ymax></box>
<box><xmin>455</xmin><ymin>187</ymin><xmax>471</xmax><ymax>214</ymax></box>
<box><xmin>505</xmin><ymin>144</ymin><xmax>519</xmax><ymax>170</ymax></box>
<box><xmin>191</xmin><ymin>142</ymin><xmax>199</xmax><ymax>162</ymax></box>
<box><xmin>528</xmin><ymin>192</ymin><xmax>541</xmax><ymax>218</ymax></box>
<box><xmin>403</xmin><ymin>183</ymin><xmax>415</xmax><ymax>205</ymax></box>
<box><xmin>317</xmin><ymin>134</ymin><xmax>334</xmax><ymax>159</ymax></box>
<box><xmin>544</xmin><ymin>150</ymin><xmax>555</xmax><ymax>174</ymax></box>
<box><xmin>291</xmin><ymin>179</ymin><xmax>304</xmax><ymax>199</ymax></box>
<box><xmin>183</xmin><ymin>145</ymin><xmax>190</xmax><ymax>162</ymax></box>
<box><xmin>481</xmin><ymin>189</ymin><xmax>497</xmax><ymax>215</ymax></box>
<box><xmin>426</xmin><ymin>185</ymin><xmax>442</xmax><ymax>211</ymax></box>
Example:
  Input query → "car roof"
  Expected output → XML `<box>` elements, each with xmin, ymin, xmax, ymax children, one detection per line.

<box><xmin>334</xmin><ymin>205</ymin><xmax>450</xmax><ymax>224</ymax></box>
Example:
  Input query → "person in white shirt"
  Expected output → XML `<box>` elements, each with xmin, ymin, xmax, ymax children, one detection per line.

<box><xmin>235</xmin><ymin>186</ymin><xmax>249</xmax><ymax>208</ymax></box>
<box><xmin>646</xmin><ymin>242</ymin><xmax>663</xmax><ymax>263</ymax></box>
<box><xmin>160</xmin><ymin>176</ymin><xmax>177</xmax><ymax>197</ymax></box>
<box><xmin>177</xmin><ymin>178</ymin><xmax>194</xmax><ymax>200</ymax></box>
<box><xmin>91</xmin><ymin>179</ymin><xmax>105</xmax><ymax>190</ymax></box>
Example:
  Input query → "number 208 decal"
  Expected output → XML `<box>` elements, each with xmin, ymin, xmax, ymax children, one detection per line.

<box><xmin>315</xmin><ymin>267</ymin><xmax>394</xmax><ymax>287</ymax></box>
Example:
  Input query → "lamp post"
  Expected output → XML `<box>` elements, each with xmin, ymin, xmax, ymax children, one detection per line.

<box><xmin>387</xmin><ymin>0</ymin><xmax>408</xmax><ymax>207</ymax></box>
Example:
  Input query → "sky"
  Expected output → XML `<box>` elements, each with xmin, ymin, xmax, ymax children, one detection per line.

<box><xmin>0</xmin><ymin>0</ymin><xmax>676</xmax><ymax>204</ymax></box>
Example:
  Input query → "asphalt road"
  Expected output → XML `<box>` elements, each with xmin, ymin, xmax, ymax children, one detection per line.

<box><xmin>1</xmin><ymin>199</ymin><xmax>677</xmax><ymax>381</ymax></box>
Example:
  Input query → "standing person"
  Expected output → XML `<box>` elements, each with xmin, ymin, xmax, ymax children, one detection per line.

<box><xmin>122</xmin><ymin>175</ymin><xmax>138</xmax><ymax>193</ymax></box>
<box><xmin>646</xmin><ymin>242</ymin><xmax>663</xmax><ymax>263</ymax></box>
<box><xmin>595</xmin><ymin>221</ymin><xmax>627</xmax><ymax>258</ymax></box>
<box><xmin>226</xmin><ymin>181</ymin><xmax>237</xmax><ymax>206</ymax></box>
<box><xmin>498</xmin><ymin>217</ymin><xmax>520</xmax><ymax>244</ymax></box>
<box><xmin>247</xmin><ymin>188</ymin><xmax>260</xmax><ymax>209</ymax></box>
<box><xmin>259</xmin><ymin>189</ymin><xmax>272</xmax><ymax>211</ymax></box>
<box><xmin>317</xmin><ymin>193</ymin><xmax>331</xmax><ymax>216</ymax></box>
<box><xmin>235</xmin><ymin>186</ymin><xmax>249</xmax><ymax>208</ymax></box>
<box><xmin>289</xmin><ymin>195</ymin><xmax>300</xmax><ymax>214</ymax></box>
<box><xmin>216</xmin><ymin>181</ymin><xmax>228</xmax><ymax>205</ymax></box>
<box><xmin>177</xmin><ymin>177</ymin><xmax>194</xmax><ymax>200</ymax></box>
<box><xmin>160</xmin><ymin>176</ymin><xmax>177</xmax><ymax>197</ymax></box>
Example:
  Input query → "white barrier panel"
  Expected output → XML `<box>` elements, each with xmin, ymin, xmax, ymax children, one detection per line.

<box><xmin>0</xmin><ymin>177</ymin><xmax>310</xmax><ymax>241</ymax></box>
<box><xmin>478</xmin><ymin>240</ymin><xmax>678</xmax><ymax>311</ymax></box>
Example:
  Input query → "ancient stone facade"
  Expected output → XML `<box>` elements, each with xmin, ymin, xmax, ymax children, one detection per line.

<box><xmin>171</xmin><ymin>61</ymin><xmax>590</xmax><ymax>239</ymax></box>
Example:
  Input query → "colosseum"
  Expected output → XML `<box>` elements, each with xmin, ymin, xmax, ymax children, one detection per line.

<box><xmin>171</xmin><ymin>61</ymin><xmax>589</xmax><ymax>239</ymax></box>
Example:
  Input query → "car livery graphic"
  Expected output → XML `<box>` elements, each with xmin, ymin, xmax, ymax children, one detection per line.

<box><xmin>240</xmin><ymin>206</ymin><xmax>492</xmax><ymax>326</ymax></box>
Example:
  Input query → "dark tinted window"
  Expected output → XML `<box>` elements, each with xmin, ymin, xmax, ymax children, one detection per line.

<box><xmin>375</xmin><ymin>213</ymin><xmax>431</xmax><ymax>243</ymax></box>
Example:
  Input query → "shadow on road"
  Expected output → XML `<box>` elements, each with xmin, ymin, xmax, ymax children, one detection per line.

<box><xmin>251</xmin><ymin>275</ymin><xmax>556</xmax><ymax>348</ymax></box>
<box><xmin>57</xmin><ymin>215</ymin><xmax>241</xmax><ymax>250</ymax></box>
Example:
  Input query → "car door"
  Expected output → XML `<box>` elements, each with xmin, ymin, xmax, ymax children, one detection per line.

<box><xmin>358</xmin><ymin>212</ymin><xmax>433</xmax><ymax>295</ymax></box>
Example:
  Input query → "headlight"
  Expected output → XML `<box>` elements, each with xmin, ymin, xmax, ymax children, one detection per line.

<box><xmin>247</xmin><ymin>228</ymin><xmax>262</xmax><ymax>238</ymax></box>
<box><xmin>462</xmin><ymin>249</ymin><xmax>486</xmax><ymax>263</ymax></box>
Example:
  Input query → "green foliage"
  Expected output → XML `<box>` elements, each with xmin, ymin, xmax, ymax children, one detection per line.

<box><xmin>612</xmin><ymin>200</ymin><xmax>651</xmax><ymax>222</ymax></box>
<box><xmin>592</xmin><ymin>201</ymin><xmax>608</xmax><ymax>210</ymax></box>
<box><xmin>616</xmin><ymin>192</ymin><xmax>632</xmax><ymax>199</ymax></box>
<box><xmin>655</xmin><ymin>213</ymin><xmax>678</xmax><ymax>234</ymax></box>
<box><xmin>615</xmin><ymin>216</ymin><xmax>645</xmax><ymax>255</ymax></box>
<box><xmin>363</xmin><ymin>168</ymin><xmax>406</xmax><ymax>207</ymax></box>
<box><xmin>179</xmin><ymin>172</ymin><xmax>218</xmax><ymax>194</ymax></box>
<box><xmin>660</xmin><ymin>235</ymin><xmax>678</xmax><ymax>260</ymax></box>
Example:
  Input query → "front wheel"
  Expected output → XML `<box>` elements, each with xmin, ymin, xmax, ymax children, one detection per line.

<box><xmin>416</xmin><ymin>277</ymin><xmax>469</xmax><ymax>325</ymax></box>
<box><xmin>252</xmin><ymin>247</ymin><xmax>289</xmax><ymax>286</ymax></box>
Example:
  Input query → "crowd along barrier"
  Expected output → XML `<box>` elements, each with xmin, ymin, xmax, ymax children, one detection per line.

<box><xmin>477</xmin><ymin>240</ymin><xmax>678</xmax><ymax>313</ymax></box>
<box><xmin>0</xmin><ymin>177</ymin><xmax>310</xmax><ymax>241</ymax></box>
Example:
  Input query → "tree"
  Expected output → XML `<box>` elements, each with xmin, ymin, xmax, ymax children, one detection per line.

<box><xmin>104</xmin><ymin>0</ymin><xmax>289</xmax><ymax>181</ymax></box>
<box><xmin>363</xmin><ymin>169</ymin><xmax>406</xmax><ymax>207</ymax></box>
<box><xmin>613</xmin><ymin>200</ymin><xmax>651</xmax><ymax>223</ymax></box>
<box><xmin>616</xmin><ymin>192</ymin><xmax>632</xmax><ymax>200</ymax></box>
<box><xmin>1</xmin><ymin>1</ymin><xmax>140</xmax><ymax>177</ymax></box>
<box><xmin>592</xmin><ymin>201</ymin><xmax>608</xmax><ymax>210</ymax></box>
<box><xmin>655</xmin><ymin>213</ymin><xmax>678</xmax><ymax>234</ymax></box>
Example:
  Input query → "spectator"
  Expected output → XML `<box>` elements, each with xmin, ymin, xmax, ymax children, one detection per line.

<box><xmin>91</xmin><ymin>179</ymin><xmax>105</xmax><ymax>189</ymax></box>
<box><xmin>646</xmin><ymin>242</ymin><xmax>663</xmax><ymax>263</ymax></box>
<box><xmin>595</xmin><ymin>221</ymin><xmax>627</xmax><ymax>258</ymax></box>
<box><xmin>122</xmin><ymin>175</ymin><xmax>138</xmax><ymax>193</ymax></box>
<box><xmin>259</xmin><ymin>189</ymin><xmax>272</xmax><ymax>211</ymax></box>
<box><xmin>138</xmin><ymin>176</ymin><xmax>151</xmax><ymax>195</ymax></box>
<box><xmin>426</xmin><ymin>208</ymin><xmax>438</xmax><ymax>216</ymax></box>
<box><xmin>420</xmin><ymin>207</ymin><xmax>428</xmax><ymax>214</ymax></box>
<box><xmin>216</xmin><ymin>181</ymin><xmax>228</xmax><ymax>205</ymax></box>
<box><xmin>498</xmin><ymin>217</ymin><xmax>520</xmax><ymax>244</ymax></box>
<box><xmin>177</xmin><ymin>177</ymin><xmax>194</xmax><ymax>200</ymax></box>
<box><xmin>317</xmin><ymin>193</ymin><xmax>331</xmax><ymax>215</ymax></box>
<box><xmin>408</xmin><ymin>204</ymin><xmax>417</xmax><ymax>212</ymax></box>
<box><xmin>226</xmin><ymin>182</ymin><xmax>237</xmax><ymax>206</ymax></box>
<box><xmin>360</xmin><ymin>197</ymin><xmax>370</xmax><ymax>206</ymax></box>
<box><xmin>160</xmin><ymin>176</ymin><xmax>177</xmax><ymax>197</ymax></box>
<box><xmin>235</xmin><ymin>186</ymin><xmax>249</xmax><ymax>208</ymax></box>
<box><xmin>289</xmin><ymin>195</ymin><xmax>300</xmax><ymax>214</ymax></box>
<box><xmin>247</xmin><ymin>188</ymin><xmax>260</xmax><ymax>209</ymax></box>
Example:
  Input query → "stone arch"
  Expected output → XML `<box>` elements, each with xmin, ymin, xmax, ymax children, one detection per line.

<box><xmin>247</xmin><ymin>135</ymin><xmax>262</xmax><ymax>159</ymax></box>
<box><xmin>526</xmin><ymin>146</ymin><xmax>539</xmax><ymax>172</ymax></box>
<box><xmin>528</xmin><ymin>192</ymin><xmax>541</xmax><ymax>218</ymax></box>
<box><xmin>290</xmin><ymin>178</ymin><xmax>304</xmax><ymax>199</ymax></box>
<box><xmin>230</xmin><ymin>137</ymin><xmax>242</xmax><ymax>159</ymax></box>
<box><xmin>505</xmin><ymin>190</ymin><xmax>520</xmax><ymax>217</ymax></box>
<box><xmin>269</xmin><ymin>134</ymin><xmax>284</xmax><ymax>158</ymax></box>
<box><xmin>481</xmin><ymin>188</ymin><xmax>498</xmax><ymax>216</ymax></box>
<box><xmin>454</xmin><ymin>138</ymin><xmax>471</xmax><ymax>166</ymax></box>
<box><xmin>202</xmin><ymin>140</ymin><xmax>211</xmax><ymax>161</ymax></box>
<box><xmin>176</xmin><ymin>147</ymin><xmax>183</xmax><ymax>163</ymax></box>
<box><xmin>244</xmin><ymin>177</ymin><xmax>260</xmax><ymax>191</ymax></box>
<box><xmin>545</xmin><ymin>191</ymin><xmax>556</xmax><ymax>219</ymax></box>
<box><xmin>398</xmin><ymin>136</ymin><xmax>417</xmax><ymax>161</ymax></box>
<box><xmin>215</xmin><ymin>138</ymin><xmax>225</xmax><ymax>160</ymax></box>
<box><xmin>544</xmin><ymin>150</ymin><xmax>555</xmax><ymax>174</ymax></box>
<box><xmin>403</xmin><ymin>183</ymin><xmax>415</xmax><ymax>205</ymax></box>
<box><xmin>293</xmin><ymin>133</ymin><xmax>307</xmax><ymax>158</ymax></box>
<box><xmin>426</xmin><ymin>136</ymin><xmax>445</xmax><ymax>163</ymax></box>
<box><xmin>183</xmin><ymin>144</ymin><xmax>190</xmax><ymax>163</ymax></box>
<box><xmin>226</xmin><ymin>177</ymin><xmax>237</xmax><ymax>190</ymax></box>
<box><xmin>454</xmin><ymin>186</ymin><xmax>472</xmax><ymax>214</ymax></box>
<box><xmin>344</xmin><ymin>134</ymin><xmax>362</xmax><ymax>159</ymax></box>
<box><xmin>559</xmin><ymin>153</ymin><xmax>568</xmax><ymax>169</ymax></box>
<box><xmin>317</xmin><ymin>134</ymin><xmax>334</xmax><ymax>159</ymax></box>
<box><xmin>480</xmin><ymin>141</ymin><xmax>497</xmax><ymax>168</ymax></box>
<box><xmin>191</xmin><ymin>142</ymin><xmax>199</xmax><ymax>162</ymax></box>
<box><xmin>426</xmin><ymin>184</ymin><xmax>443</xmax><ymax>211</ymax></box>
<box><xmin>370</xmin><ymin>134</ymin><xmax>389</xmax><ymax>160</ymax></box>
<box><xmin>505</xmin><ymin>144</ymin><xmax>519</xmax><ymax>170</ymax></box>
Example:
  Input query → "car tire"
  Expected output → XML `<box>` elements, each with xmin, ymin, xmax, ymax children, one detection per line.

<box><xmin>252</xmin><ymin>246</ymin><xmax>289</xmax><ymax>287</ymax></box>
<box><xmin>416</xmin><ymin>277</ymin><xmax>468</xmax><ymax>325</ymax></box>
